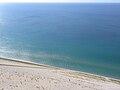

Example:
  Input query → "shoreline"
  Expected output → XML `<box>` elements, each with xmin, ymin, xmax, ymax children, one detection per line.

<box><xmin>0</xmin><ymin>57</ymin><xmax>120</xmax><ymax>90</ymax></box>
<box><xmin>0</xmin><ymin>57</ymin><xmax>120</xmax><ymax>82</ymax></box>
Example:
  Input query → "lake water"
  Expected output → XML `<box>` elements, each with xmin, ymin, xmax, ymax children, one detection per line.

<box><xmin>0</xmin><ymin>3</ymin><xmax>120</xmax><ymax>79</ymax></box>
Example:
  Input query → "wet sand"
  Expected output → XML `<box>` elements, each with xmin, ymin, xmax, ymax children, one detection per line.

<box><xmin>0</xmin><ymin>57</ymin><xmax>120</xmax><ymax>90</ymax></box>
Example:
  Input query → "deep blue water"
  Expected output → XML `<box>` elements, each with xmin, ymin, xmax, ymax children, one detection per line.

<box><xmin>0</xmin><ymin>3</ymin><xmax>120</xmax><ymax>79</ymax></box>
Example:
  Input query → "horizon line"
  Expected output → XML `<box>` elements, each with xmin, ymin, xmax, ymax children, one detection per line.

<box><xmin>0</xmin><ymin>1</ymin><xmax>120</xmax><ymax>3</ymax></box>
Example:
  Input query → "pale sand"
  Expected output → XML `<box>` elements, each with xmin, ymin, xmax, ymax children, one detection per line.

<box><xmin>0</xmin><ymin>57</ymin><xmax>120</xmax><ymax>90</ymax></box>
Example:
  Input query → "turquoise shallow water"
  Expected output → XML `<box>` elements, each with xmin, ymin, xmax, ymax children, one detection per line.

<box><xmin>0</xmin><ymin>3</ymin><xmax>120</xmax><ymax>79</ymax></box>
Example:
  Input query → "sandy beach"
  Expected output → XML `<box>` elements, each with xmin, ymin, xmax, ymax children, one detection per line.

<box><xmin>0</xmin><ymin>57</ymin><xmax>120</xmax><ymax>90</ymax></box>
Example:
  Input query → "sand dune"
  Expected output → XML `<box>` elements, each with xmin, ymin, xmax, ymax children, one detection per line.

<box><xmin>0</xmin><ymin>57</ymin><xmax>120</xmax><ymax>90</ymax></box>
